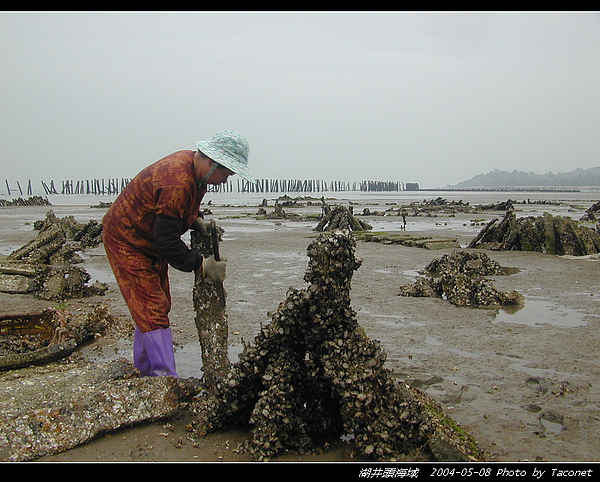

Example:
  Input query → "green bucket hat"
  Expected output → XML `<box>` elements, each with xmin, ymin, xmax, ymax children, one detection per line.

<box><xmin>196</xmin><ymin>130</ymin><xmax>255</xmax><ymax>183</ymax></box>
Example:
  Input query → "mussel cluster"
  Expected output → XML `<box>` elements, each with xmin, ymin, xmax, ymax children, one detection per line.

<box><xmin>190</xmin><ymin>232</ymin><xmax>481</xmax><ymax>461</ymax></box>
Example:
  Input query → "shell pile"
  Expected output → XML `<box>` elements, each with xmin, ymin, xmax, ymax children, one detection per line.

<box><xmin>399</xmin><ymin>250</ymin><xmax>523</xmax><ymax>308</ymax></box>
<box><xmin>190</xmin><ymin>232</ymin><xmax>482</xmax><ymax>461</ymax></box>
<box><xmin>422</xmin><ymin>250</ymin><xmax>507</xmax><ymax>277</ymax></box>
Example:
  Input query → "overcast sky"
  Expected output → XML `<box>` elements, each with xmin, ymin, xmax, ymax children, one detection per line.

<box><xmin>1</xmin><ymin>11</ymin><xmax>599</xmax><ymax>189</ymax></box>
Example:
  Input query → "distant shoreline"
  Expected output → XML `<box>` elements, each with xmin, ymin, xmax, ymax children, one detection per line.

<box><xmin>427</xmin><ymin>186</ymin><xmax>600</xmax><ymax>193</ymax></box>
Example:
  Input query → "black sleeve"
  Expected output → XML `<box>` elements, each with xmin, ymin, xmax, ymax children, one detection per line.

<box><xmin>154</xmin><ymin>214</ymin><xmax>202</xmax><ymax>272</ymax></box>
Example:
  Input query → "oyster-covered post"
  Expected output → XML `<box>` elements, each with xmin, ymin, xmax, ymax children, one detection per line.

<box><xmin>190</xmin><ymin>231</ymin><xmax>483</xmax><ymax>462</ymax></box>
<box><xmin>190</xmin><ymin>222</ymin><xmax>230</xmax><ymax>391</ymax></box>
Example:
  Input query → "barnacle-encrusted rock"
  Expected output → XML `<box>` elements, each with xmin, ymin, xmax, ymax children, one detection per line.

<box><xmin>190</xmin><ymin>232</ymin><xmax>482</xmax><ymax>461</ymax></box>
<box><xmin>0</xmin><ymin>359</ymin><xmax>202</xmax><ymax>461</ymax></box>
<box><xmin>399</xmin><ymin>250</ymin><xmax>522</xmax><ymax>309</ymax></box>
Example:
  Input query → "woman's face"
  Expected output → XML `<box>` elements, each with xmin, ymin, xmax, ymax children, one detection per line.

<box><xmin>207</xmin><ymin>165</ymin><xmax>235</xmax><ymax>185</ymax></box>
<box><xmin>194</xmin><ymin>150</ymin><xmax>235</xmax><ymax>185</ymax></box>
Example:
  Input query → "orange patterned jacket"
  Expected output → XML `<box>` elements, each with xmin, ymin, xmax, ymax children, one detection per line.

<box><xmin>103</xmin><ymin>150</ymin><xmax>206</xmax><ymax>270</ymax></box>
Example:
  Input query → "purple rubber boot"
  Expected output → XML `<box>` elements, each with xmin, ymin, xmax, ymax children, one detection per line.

<box><xmin>133</xmin><ymin>327</ymin><xmax>178</xmax><ymax>377</ymax></box>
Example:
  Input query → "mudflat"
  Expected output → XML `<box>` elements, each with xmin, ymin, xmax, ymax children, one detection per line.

<box><xmin>1</xmin><ymin>192</ymin><xmax>599</xmax><ymax>462</ymax></box>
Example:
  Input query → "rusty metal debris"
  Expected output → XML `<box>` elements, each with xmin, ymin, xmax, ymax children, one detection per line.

<box><xmin>0</xmin><ymin>305</ymin><xmax>112</xmax><ymax>371</ymax></box>
<box><xmin>189</xmin><ymin>232</ymin><xmax>482</xmax><ymax>461</ymax></box>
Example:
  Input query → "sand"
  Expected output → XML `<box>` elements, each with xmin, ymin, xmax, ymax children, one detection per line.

<box><xmin>1</xmin><ymin>193</ymin><xmax>599</xmax><ymax>463</ymax></box>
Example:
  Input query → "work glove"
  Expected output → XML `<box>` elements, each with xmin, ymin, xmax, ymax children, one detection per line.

<box><xmin>190</xmin><ymin>218</ymin><xmax>210</xmax><ymax>236</ymax></box>
<box><xmin>202</xmin><ymin>255</ymin><xmax>227</xmax><ymax>283</ymax></box>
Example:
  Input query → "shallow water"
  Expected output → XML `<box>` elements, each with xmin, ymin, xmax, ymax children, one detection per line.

<box><xmin>494</xmin><ymin>297</ymin><xmax>589</xmax><ymax>328</ymax></box>
<box><xmin>7</xmin><ymin>189</ymin><xmax>598</xmax><ymax>208</ymax></box>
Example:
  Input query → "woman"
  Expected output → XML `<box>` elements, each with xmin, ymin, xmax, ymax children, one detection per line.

<box><xmin>102</xmin><ymin>130</ymin><xmax>254</xmax><ymax>376</ymax></box>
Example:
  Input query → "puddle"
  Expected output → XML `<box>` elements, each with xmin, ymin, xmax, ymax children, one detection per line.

<box><xmin>78</xmin><ymin>335</ymin><xmax>243</xmax><ymax>380</ymax></box>
<box><xmin>85</xmin><ymin>266</ymin><xmax>115</xmax><ymax>284</ymax></box>
<box><xmin>222</xmin><ymin>219</ymin><xmax>315</xmax><ymax>234</ymax></box>
<box><xmin>494</xmin><ymin>298</ymin><xmax>589</xmax><ymax>327</ymax></box>
<box><xmin>175</xmin><ymin>342</ymin><xmax>243</xmax><ymax>379</ymax></box>
<box><xmin>174</xmin><ymin>343</ymin><xmax>203</xmax><ymax>378</ymax></box>
<box><xmin>539</xmin><ymin>416</ymin><xmax>564</xmax><ymax>435</ymax></box>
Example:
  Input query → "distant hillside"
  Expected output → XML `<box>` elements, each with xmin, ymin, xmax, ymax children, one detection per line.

<box><xmin>450</xmin><ymin>167</ymin><xmax>600</xmax><ymax>188</ymax></box>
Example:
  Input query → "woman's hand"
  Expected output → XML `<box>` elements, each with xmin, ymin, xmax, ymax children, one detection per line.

<box><xmin>201</xmin><ymin>255</ymin><xmax>227</xmax><ymax>282</ymax></box>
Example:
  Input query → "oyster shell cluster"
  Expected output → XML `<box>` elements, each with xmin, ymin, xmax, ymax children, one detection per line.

<box><xmin>190</xmin><ymin>232</ymin><xmax>482</xmax><ymax>461</ymax></box>
<box><xmin>399</xmin><ymin>250</ymin><xmax>523</xmax><ymax>308</ymax></box>
<box><xmin>0</xmin><ymin>210</ymin><xmax>106</xmax><ymax>300</ymax></box>
<box><xmin>422</xmin><ymin>250</ymin><xmax>506</xmax><ymax>277</ymax></box>
<box><xmin>313</xmin><ymin>205</ymin><xmax>372</xmax><ymax>232</ymax></box>
<box><xmin>191</xmin><ymin>225</ymin><xmax>230</xmax><ymax>391</ymax></box>
<box><xmin>469</xmin><ymin>210</ymin><xmax>600</xmax><ymax>255</ymax></box>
